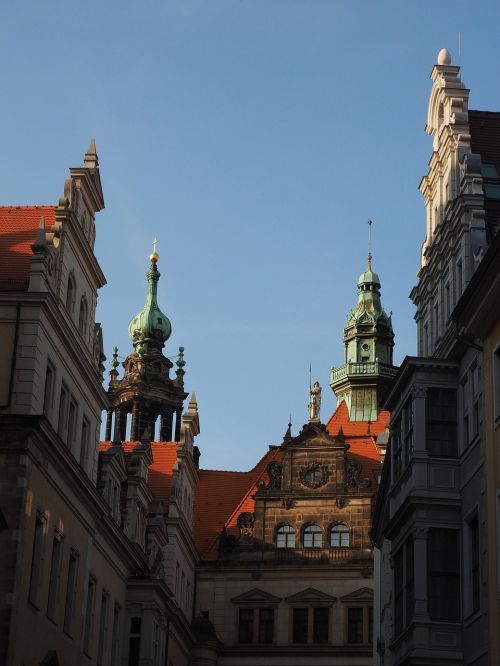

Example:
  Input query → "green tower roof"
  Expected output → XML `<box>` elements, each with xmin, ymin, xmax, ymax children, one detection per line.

<box><xmin>128</xmin><ymin>253</ymin><xmax>172</xmax><ymax>356</ymax></box>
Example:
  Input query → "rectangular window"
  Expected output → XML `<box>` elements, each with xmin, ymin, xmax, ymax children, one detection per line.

<box><xmin>258</xmin><ymin>608</ymin><xmax>274</xmax><ymax>644</ymax></box>
<box><xmin>481</xmin><ymin>163</ymin><xmax>498</xmax><ymax>178</ymax></box>
<box><xmin>347</xmin><ymin>607</ymin><xmax>363</xmax><ymax>643</ymax></box>
<box><xmin>28</xmin><ymin>512</ymin><xmax>45</xmax><ymax>607</ymax></box>
<box><xmin>445</xmin><ymin>282</ymin><xmax>451</xmax><ymax>319</ymax></box>
<box><xmin>495</xmin><ymin>346</ymin><xmax>500</xmax><ymax>421</ymax></box>
<box><xmin>472</xmin><ymin>365</ymin><xmax>479</xmax><ymax>439</ymax></box>
<box><xmin>461</xmin><ymin>376</ymin><xmax>470</xmax><ymax>447</ymax></box>
<box><xmin>427</xmin><ymin>528</ymin><xmax>460</xmax><ymax>620</ymax></box>
<box><xmin>405</xmin><ymin>537</ymin><xmax>414</xmax><ymax>627</ymax></box>
<box><xmin>484</xmin><ymin>183</ymin><xmax>500</xmax><ymax>199</ymax></box>
<box><xmin>80</xmin><ymin>417</ymin><xmax>90</xmax><ymax>467</ymax></box>
<box><xmin>313</xmin><ymin>607</ymin><xmax>329</xmax><ymax>644</ymax></box>
<box><xmin>129</xmin><ymin>617</ymin><xmax>142</xmax><ymax>666</ymax></box>
<box><xmin>47</xmin><ymin>534</ymin><xmax>63</xmax><ymax>622</ymax></box>
<box><xmin>238</xmin><ymin>608</ymin><xmax>253</xmax><ymax>644</ymax></box>
<box><xmin>97</xmin><ymin>591</ymin><xmax>109</xmax><ymax>665</ymax></box>
<box><xmin>292</xmin><ymin>607</ymin><xmax>308</xmax><ymax>644</ymax></box>
<box><xmin>58</xmin><ymin>384</ymin><xmax>68</xmax><ymax>436</ymax></box>
<box><xmin>434</xmin><ymin>302</ymin><xmax>439</xmax><ymax>341</ymax></box>
<box><xmin>83</xmin><ymin>575</ymin><xmax>96</xmax><ymax>655</ymax></box>
<box><xmin>392</xmin><ymin>417</ymin><xmax>402</xmax><ymax>480</ymax></box>
<box><xmin>368</xmin><ymin>606</ymin><xmax>373</xmax><ymax>643</ymax></box>
<box><xmin>469</xmin><ymin>516</ymin><xmax>480</xmax><ymax>613</ymax></box>
<box><xmin>403</xmin><ymin>399</ymin><xmax>414</xmax><ymax>465</ymax></box>
<box><xmin>394</xmin><ymin>548</ymin><xmax>403</xmax><ymax>637</ymax></box>
<box><xmin>63</xmin><ymin>550</ymin><xmax>79</xmax><ymax>635</ymax></box>
<box><xmin>426</xmin><ymin>388</ymin><xmax>457</xmax><ymax>457</ymax></box>
<box><xmin>43</xmin><ymin>362</ymin><xmax>54</xmax><ymax>417</ymax></box>
<box><xmin>394</xmin><ymin>537</ymin><xmax>413</xmax><ymax>637</ymax></box>
<box><xmin>67</xmin><ymin>398</ymin><xmax>77</xmax><ymax>448</ymax></box>
<box><xmin>457</xmin><ymin>259</ymin><xmax>463</xmax><ymax>296</ymax></box>
<box><xmin>110</xmin><ymin>603</ymin><xmax>122</xmax><ymax>665</ymax></box>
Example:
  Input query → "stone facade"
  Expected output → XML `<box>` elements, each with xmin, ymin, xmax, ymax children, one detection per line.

<box><xmin>0</xmin><ymin>147</ymin><xmax>197</xmax><ymax>666</ymax></box>
<box><xmin>372</xmin><ymin>49</ymin><xmax>500</xmax><ymax>666</ymax></box>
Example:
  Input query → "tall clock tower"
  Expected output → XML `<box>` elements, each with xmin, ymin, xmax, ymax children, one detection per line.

<box><xmin>330</xmin><ymin>251</ymin><xmax>397</xmax><ymax>421</ymax></box>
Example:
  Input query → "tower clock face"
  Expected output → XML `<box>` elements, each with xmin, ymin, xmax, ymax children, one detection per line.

<box><xmin>300</xmin><ymin>462</ymin><xmax>329</xmax><ymax>489</ymax></box>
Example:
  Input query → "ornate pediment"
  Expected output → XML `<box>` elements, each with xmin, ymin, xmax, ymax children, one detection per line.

<box><xmin>231</xmin><ymin>588</ymin><xmax>282</xmax><ymax>605</ymax></box>
<box><xmin>340</xmin><ymin>586</ymin><xmax>373</xmax><ymax>603</ymax></box>
<box><xmin>285</xmin><ymin>587</ymin><xmax>337</xmax><ymax>604</ymax></box>
<box><xmin>289</xmin><ymin>423</ymin><xmax>344</xmax><ymax>449</ymax></box>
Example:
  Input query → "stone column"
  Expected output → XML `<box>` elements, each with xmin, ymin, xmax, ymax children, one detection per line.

<box><xmin>105</xmin><ymin>409</ymin><xmax>113</xmax><ymax>441</ymax></box>
<box><xmin>161</xmin><ymin>408</ymin><xmax>173</xmax><ymax>441</ymax></box>
<box><xmin>113</xmin><ymin>409</ymin><xmax>122</xmax><ymax>442</ymax></box>
<box><xmin>131</xmin><ymin>400</ymin><xmax>140</xmax><ymax>441</ymax></box>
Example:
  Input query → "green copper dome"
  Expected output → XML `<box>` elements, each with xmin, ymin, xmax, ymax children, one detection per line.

<box><xmin>357</xmin><ymin>267</ymin><xmax>381</xmax><ymax>287</ymax></box>
<box><xmin>128</xmin><ymin>258</ymin><xmax>172</xmax><ymax>356</ymax></box>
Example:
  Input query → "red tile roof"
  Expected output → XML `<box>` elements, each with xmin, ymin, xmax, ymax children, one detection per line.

<box><xmin>100</xmin><ymin>401</ymin><xmax>386</xmax><ymax>562</ymax></box>
<box><xmin>194</xmin><ymin>448</ymin><xmax>282</xmax><ymax>560</ymax></box>
<box><xmin>99</xmin><ymin>440</ymin><xmax>179</xmax><ymax>510</ymax></box>
<box><xmin>326</xmin><ymin>400</ymin><xmax>387</xmax><ymax>485</ymax></box>
<box><xmin>325</xmin><ymin>399</ymin><xmax>390</xmax><ymax>438</ymax></box>
<box><xmin>0</xmin><ymin>206</ymin><xmax>56</xmax><ymax>290</ymax></box>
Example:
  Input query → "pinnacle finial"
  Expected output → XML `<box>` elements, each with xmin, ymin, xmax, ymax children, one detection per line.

<box><xmin>176</xmin><ymin>346</ymin><xmax>186</xmax><ymax>369</ymax></box>
<box><xmin>367</xmin><ymin>219</ymin><xmax>373</xmax><ymax>270</ymax></box>
<box><xmin>283</xmin><ymin>416</ymin><xmax>292</xmax><ymax>442</ymax></box>
<box><xmin>150</xmin><ymin>237</ymin><xmax>159</xmax><ymax>264</ymax></box>
<box><xmin>84</xmin><ymin>139</ymin><xmax>98</xmax><ymax>169</ymax></box>
<box><xmin>110</xmin><ymin>346</ymin><xmax>119</xmax><ymax>369</ymax></box>
<box><xmin>437</xmin><ymin>48</ymin><xmax>452</xmax><ymax>66</ymax></box>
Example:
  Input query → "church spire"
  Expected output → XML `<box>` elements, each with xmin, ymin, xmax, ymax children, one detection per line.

<box><xmin>330</xmin><ymin>223</ymin><xmax>397</xmax><ymax>421</ymax></box>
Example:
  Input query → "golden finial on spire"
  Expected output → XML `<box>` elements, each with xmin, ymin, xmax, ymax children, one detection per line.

<box><xmin>150</xmin><ymin>237</ymin><xmax>159</xmax><ymax>263</ymax></box>
<box><xmin>367</xmin><ymin>220</ymin><xmax>373</xmax><ymax>270</ymax></box>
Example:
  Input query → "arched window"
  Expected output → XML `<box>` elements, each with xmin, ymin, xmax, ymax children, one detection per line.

<box><xmin>78</xmin><ymin>297</ymin><xmax>88</xmax><ymax>336</ymax></box>
<box><xmin>66</xmin><ymin>273</ymin><xmax>75</xmax><ymax>313</ymax></box>
<box><xmin>276</xmin><ymin>524</ymin><xmax>295</xmax><ymax>549</ymax></box>
<box><xmin>330</xmin><ymin>524</ymin><xmax>350</xmax><ymax>548</ymax></box>
<box><xmin>303</xmin><ymin>524</ymin><xmax>322</xmax><ymax>548</ymax></box>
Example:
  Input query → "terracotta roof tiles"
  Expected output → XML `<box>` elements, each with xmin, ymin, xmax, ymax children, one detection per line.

<box><xmin>0</xmin><ymin>206</ymin><xmax>56</xmax><ymax>290</ymax></box>
<box><xmin>194</xmin><ymin>448</ymin><xmax>281</xmax><ymax>560</ymax></box>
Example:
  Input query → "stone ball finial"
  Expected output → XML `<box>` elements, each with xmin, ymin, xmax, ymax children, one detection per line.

<box><xmin>437</xmin><ymin>48</ymin><xmax>452</xmax><ymax>65</ymax></box>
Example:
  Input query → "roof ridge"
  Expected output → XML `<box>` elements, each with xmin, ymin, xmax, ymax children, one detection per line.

<box><xmin>0</xmin><ymin>205</ymin><xmax>57</xmax><ymax>209</ymax></box>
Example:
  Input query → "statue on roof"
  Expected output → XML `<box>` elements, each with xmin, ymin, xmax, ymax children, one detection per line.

<box><xmin>308</xmin><ymin>381</ymin><xmax>322</xmax><ymax>422</ymax></box>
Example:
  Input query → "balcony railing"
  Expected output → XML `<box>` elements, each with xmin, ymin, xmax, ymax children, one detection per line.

<box><xmin>274</xmin><ymin>547</ymin><xmax>351</xmax><ymax>562</ymax></box>
<box><xmin>330</xmin><ymin>361</ymin><xmax>397</xmax><ymax>383</ymax></box>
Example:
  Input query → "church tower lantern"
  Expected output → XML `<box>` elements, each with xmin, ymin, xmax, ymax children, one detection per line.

<box><xmin>105</xmin><ymin>241</ymin><xmax>188</xmax><ymax>442</ymax></box>
<box><xmin>330</xmin><ymin>222</ymin><xmax>397</xmax><ymax>421</ymax></box>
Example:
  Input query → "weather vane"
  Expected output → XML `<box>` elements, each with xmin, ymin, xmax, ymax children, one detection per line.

<box><xmin>150</xmin><ymin>237</ymin><xmax>159</xmax><ymax>263</ymax></box>
<box><xmin>367</xmin><ymin>220</ymin><xmax>373</xmax><ymax>269</ymax></box>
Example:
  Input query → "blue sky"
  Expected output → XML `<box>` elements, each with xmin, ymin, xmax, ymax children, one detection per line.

<box><xmin>2</xmin><ymin>1</ymin><xmax>500</xmax><ymax>470</ymax></box>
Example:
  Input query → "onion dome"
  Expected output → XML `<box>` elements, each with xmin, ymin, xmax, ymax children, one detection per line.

<box><xmin>128</xmin><ymin>250</ymin><xmax>172</xmax><ymax>356</ymax></box>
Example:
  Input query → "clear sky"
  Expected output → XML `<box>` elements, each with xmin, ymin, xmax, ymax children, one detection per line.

<box><xmin>2</xmin><ymin>1</ymin><xmax>500</xmax><ymax>470</ymax></box>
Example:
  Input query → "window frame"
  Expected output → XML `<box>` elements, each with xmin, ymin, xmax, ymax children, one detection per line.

<box><xmin>330</xmin><ymin>523</ymin><xmax>350</xmax><ymax>549</ymax></box>
<box><xmin>276</xmin><ymin>524</ymin><xmax>295</xmax><ymax>549</ymax></box>
<box><xmin>303</xmin><ymin>524</ymin><xmax>323</xmax><ymax>549</ymax></box>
